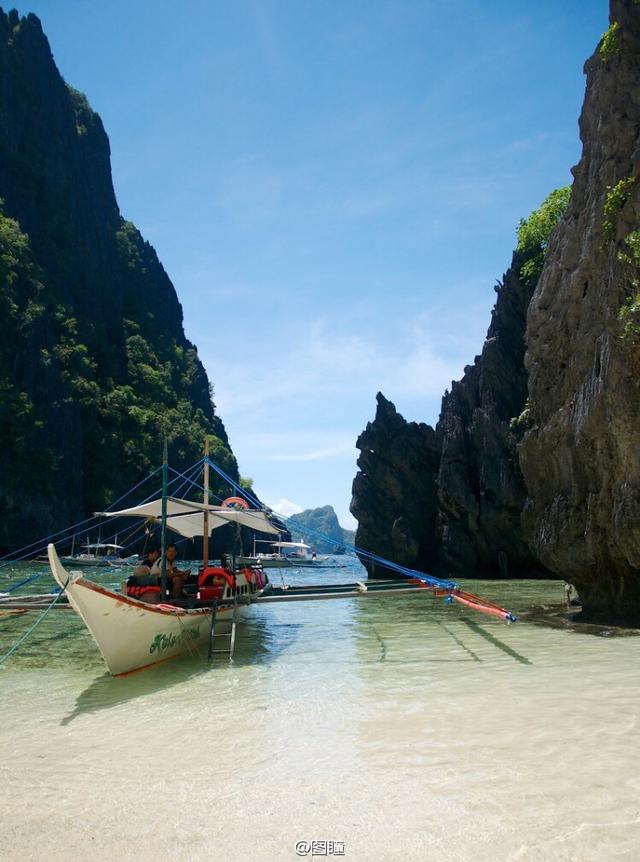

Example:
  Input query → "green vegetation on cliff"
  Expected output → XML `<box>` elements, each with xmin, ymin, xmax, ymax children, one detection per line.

<box><xmin>618</xmin><ymin>229</ymin><xmax>640</xmax><ymax>339</ymax></box>
<box><xmin>602</xmin><ymin>175</ymin><xmax>637</xmax><ymax>241</ymax></box>
<box><xmin>0</xmin><ymin>11</ymin><xmax>236</xmax><ymax>549</ymax></box>
<box><xmin>599</xmin><ymin>20</ymin><xmax>622</xmax><ymax>60</ymax></box>
<box><xmin>0</xmin><ymin>206</ymin><xmax>57</xmax><ymax>493</ymax></box>
<box><xmin>516</xmin><ymin>186</ymin><xmax>572</xmax><ymax>284</ymax></box>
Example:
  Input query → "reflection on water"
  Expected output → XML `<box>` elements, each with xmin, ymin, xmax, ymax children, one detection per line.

<box><xmin>2</xmin><ymin>560</ymin><xmax>640</xmax><ymax>861</ymax></box>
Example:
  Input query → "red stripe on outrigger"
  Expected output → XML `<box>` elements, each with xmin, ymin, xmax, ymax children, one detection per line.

<box><xmin>450</xmin><ymin>588</ymin><xmax>517</xmax><ymax>622</ymax></box>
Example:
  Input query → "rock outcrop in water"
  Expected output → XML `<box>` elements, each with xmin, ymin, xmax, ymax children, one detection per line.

<box><xmin>352</xmin><ymin>0</ymin><xmax>640</xmax><ymax>621</ymax></box>
<box><xmin>351</xmin><ymin>394</ymin><xmax>440</xmax><ymax>573</ymax></box>
<box><xmin>520</xmin><ymin>0</ymin><xmax>640</xmax><ymax>621</ymax></box>
<box><xmin>0</xmin><ymin>9</ymin><xmax>237</xmax><ymax>551</ymax></box>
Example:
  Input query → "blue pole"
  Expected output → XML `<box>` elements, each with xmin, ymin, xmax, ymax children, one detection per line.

<box><xmin>160</xmin><ymin>438</ymin><xmax>168</xmax><ymax>600</ymax></box>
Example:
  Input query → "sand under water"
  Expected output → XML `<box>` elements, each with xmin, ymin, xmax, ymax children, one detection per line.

<box><xmin>1</xmin><ymin>559</ymin><xmax>638</xmax><ymax>861</ymax></box>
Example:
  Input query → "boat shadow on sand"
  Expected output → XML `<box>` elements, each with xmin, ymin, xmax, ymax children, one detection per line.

<box><xmin>60</xmin><ymin>616</ymin><xmax>304</xmax><ymax>725</ymax></box>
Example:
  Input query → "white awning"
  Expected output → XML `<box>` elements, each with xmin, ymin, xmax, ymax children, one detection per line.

<box><xmin>271</xmin><ymin>541</ymin><xmax>311</xmax><ymax>549</ymax></box>
<box><xmin>96</xmin><ymin>498</ymin><xmax>280</xmax><ymax>536</ymax></box>
<box><xmin>82</xmin><ymin>543</ymin><xmax>124</xmax><ymax>550</ymax></box>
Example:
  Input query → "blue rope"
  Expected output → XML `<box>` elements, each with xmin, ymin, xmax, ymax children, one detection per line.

<box><xmin>0</xmin><ymin>465</ymin><xmax>163</xmax><ymax>565</ymax></box>
<box><xmin>202</xmin><ymin>457</ymin><xmax>456</xmax><ymax>590</ymax></box>
<box><xmin>3</xmin><ymin>573</ymin><xmax>44</xmax><ymax>594</ymax></box>
<box><xmin>0</xmin><ymin>576</ymin><xmax>70</xmax><ymax>668</ymax></box>
<box><xmin>102</xmin><ymin>461</ymin><xmax>206</xmax><ymax>553</ymax></box>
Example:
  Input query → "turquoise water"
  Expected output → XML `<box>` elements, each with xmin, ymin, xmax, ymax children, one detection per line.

<box><xmin>1</xmin><ymin>559</ymin><xmax>639</xmax><ymax>861</ymax></box>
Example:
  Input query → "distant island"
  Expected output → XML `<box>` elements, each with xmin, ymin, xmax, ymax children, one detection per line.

<box><xmin>288</xmin><ymin>506</ymin><xmax>356</xmax><ymax>554</ymax></box>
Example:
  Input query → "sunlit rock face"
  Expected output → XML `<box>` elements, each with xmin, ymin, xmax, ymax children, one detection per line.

<box><xmin>520</xmin><ymin>0</ymin><xmax>640</xmax><ymax>621</ymax></box>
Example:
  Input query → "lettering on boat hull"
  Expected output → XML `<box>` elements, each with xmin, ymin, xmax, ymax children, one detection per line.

<box><xmin>149</xmin><ymin>626</ymin><xmax>202</xmax><ymax>655</ymax></box>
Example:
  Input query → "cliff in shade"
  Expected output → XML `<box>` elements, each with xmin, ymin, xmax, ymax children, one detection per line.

<box><xmin>352</xmin><ymin>246</ymin><xmax>550</xmax><ymax>581</ymax></box>
<box><xmin>0</xmin><ymin>9</ymin><xmax>238</xmax><ymax>551</ymax></box>
<box><xmin>520</xmin><ymin>0</ymin><xmax>640</xmax><ymax>621</ymax></box>
<box><xmin>351</xmin><ymin>0</ymin><xmax>640</xmax><ymax>621</ymax></box>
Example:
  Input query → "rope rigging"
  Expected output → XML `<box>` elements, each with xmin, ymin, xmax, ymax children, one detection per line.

<box><xmin>0</xmin><ymin>450</ymin><xmax>517</xmax><ymax>673</ymax></box>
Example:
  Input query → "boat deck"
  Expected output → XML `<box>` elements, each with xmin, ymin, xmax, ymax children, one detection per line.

<box><xmin>1</xmin><ymin>578</ymin><xmax>431</xmax><ymax>612</ymax></box>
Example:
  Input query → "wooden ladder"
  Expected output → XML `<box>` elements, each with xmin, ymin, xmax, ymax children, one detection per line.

<box><xmin>207</xmin><ymin>597</ymin><xmax>239</xmax><ymax>661</ymax></box>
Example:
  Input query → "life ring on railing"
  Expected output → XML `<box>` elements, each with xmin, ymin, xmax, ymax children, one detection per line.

<box><xmin>199</xmin><ymin>566</ymin><xmax>236</xmax><ymax>593</ymax></box>
<box><xmin>221</xmin><ymin>496</ymin><xmax>250</xmax><ymax>510</ymax></box>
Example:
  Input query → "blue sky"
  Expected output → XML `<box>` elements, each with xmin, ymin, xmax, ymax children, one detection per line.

<box><xmin>19</xmin><ymin>1</ymin><xmax>607</xmax><ymax>527</ymax></box>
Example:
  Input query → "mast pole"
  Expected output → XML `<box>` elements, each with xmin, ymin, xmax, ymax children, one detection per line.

<box><xmin>203</xmin><ymin>437</ymin><xmax>210</xmax><ymax>570</ymax></box>
<box><xmin>160</xmin><ymin>438</ymin><xmax>168</xmax><ymax>600</ymax></box>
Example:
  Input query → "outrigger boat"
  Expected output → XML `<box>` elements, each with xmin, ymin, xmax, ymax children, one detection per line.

<box><xmin>5</xmin><ymin>442</ymin><xmax>518</xmax><ymax>677</ymax></box>
<box><xmin>237</xmin><ymin>539</ymin><xmax>341</xmax><ymax>569</ymax></box>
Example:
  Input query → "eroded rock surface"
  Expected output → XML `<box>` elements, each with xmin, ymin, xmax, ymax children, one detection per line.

<box><xmin>520</xmin><ymin>0</ymin><xmax>640</xmax><ymax>620</ymax></box>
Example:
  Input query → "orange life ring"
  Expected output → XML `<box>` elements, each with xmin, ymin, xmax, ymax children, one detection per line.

<box><xmin>199</xmin><ymin>566</ymin><xmax>236</xmax><ymax>592</ymax></box>
<box><xmin>221</xmin><ymin>496</ymin><xmax>250</xmax><ymax>510</ymax></box>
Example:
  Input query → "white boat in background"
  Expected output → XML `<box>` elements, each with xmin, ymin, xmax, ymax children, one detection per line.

<box><xmin>238</xmin><ymin>540</ymin><xmax>339</xmax><ymax>568</ymax></box>
<box><xmin>60</xmin><ymin>542</ymin><xmax>139</xmax><ymax>568</ymax></box>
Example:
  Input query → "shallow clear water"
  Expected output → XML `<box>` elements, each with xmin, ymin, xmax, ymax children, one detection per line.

<box><xmin>1</xmin><ymin>559</ymin><xmax>639</xmax><ymax>861</ymax></box>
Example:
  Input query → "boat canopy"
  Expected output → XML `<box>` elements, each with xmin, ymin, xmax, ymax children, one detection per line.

<box><xmin>96</xmin><ymin>497</ymin><xmax>280</xmax><ymax>537</ymax></box>
<box><xmin>271</xmin><ymin>541</ymin><xmax>311</xmax><ymax>549</ymax></box>
<box><xmin>81</xmin><ymin>543</ymin><xmax>124</xmax><ymax>550</ymax></box>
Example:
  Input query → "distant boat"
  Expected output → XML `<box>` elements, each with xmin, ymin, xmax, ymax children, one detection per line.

<box><xmin>60</xmin><ymin>542</ymin><xmax>139</xmax><ymax>568</ymax></box>
<box><xmin>238</xmin><ymin>540</ymin><xmax>343</xmax><ymax>568</ymax></box>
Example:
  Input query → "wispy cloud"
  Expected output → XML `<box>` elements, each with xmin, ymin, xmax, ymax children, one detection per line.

<box><xmin>262</xmin><ymin>442</ymin><xmax>355</xmax><ymax>462</ymax></box>
<box><xmin>204</xmin><ymin>291</ymin><xmax>492</xmax><ymax>424</ymax></box>
<box><xmin>264</xmin><ymin>497</ymin><xmax>303</xmax><ymax>518</ymax></box>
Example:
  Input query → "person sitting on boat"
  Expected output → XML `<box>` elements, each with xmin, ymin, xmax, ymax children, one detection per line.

<box><xmin>126</xmin><ymin>546</ymin><xmax>162</xmax><ymax>603</ymax></box>
<box><xmin>133</xmin><ymin>547</ymin><xmax>161</xmax><ymax>577</ymax></box>
<box><xmin>151</xmin><ymin>543</ymin><xmax>191</xmax><ymax>599</ymax></box>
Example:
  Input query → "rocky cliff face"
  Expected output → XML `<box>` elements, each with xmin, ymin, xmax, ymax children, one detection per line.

<box><xmin>351</xmin><ymin>394</ymin><xmax>440</xmax><ymax>573</ymax></box>
<box><xmin>520</xmin><ymin>0</ymin><xmax>640</xmax><ymax>620</ymax></box>
<box><xmin>0</xmin><ymin>9</ymin><xmax>237</xmax><ymax>551</ymax></box>
<box><xmin>351</xmin><ymin>249</ymin><xmax>548</xmax><ymax>580</ymax></box>
<box><xmin>435</xmin><ymin>251</ymin><xmax>544</xmax><ymax>577</ymax></box>
<box><xmin>352</xmin><ymin>0</ymin><xmax>640</xmax><ymax>621</ymax></box>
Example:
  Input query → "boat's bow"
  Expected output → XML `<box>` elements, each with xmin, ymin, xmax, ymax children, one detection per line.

<box><xmin>47</xmin><ymin>544</ymin><xmax>215</xmax><ymax>676</ymax></box>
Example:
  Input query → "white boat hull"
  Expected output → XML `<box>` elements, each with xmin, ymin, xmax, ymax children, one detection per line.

<box><xmin>48</xmin><ymin>544</ymin><xmax>245</xmax><ymax>676</ymax></box>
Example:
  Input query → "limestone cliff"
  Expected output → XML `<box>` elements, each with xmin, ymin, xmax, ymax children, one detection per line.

<box><xmin>520</xmin><ymin>0</ymin><xmax>640</xmax><ymax>620</ymax></box>
<box><xmin>351</xmin><ymin>393</ymin><xmax>440</xmax><ymax>574</ymax></box>
<box><xmin>351</xmin><ymin>0</ymin><xmax>640</xmax><ymax>622</ymax></box>
<box><xmin>0</xmin><ymin>9</ymin><xmax>237</xmax><ymax>551</ymax></box>
<box><xmin>351</xmin><ymin>249</ymin><xmax>548</xmax><ymax>580</ymax></box>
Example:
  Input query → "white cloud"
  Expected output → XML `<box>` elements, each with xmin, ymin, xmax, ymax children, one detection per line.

<box><xmin>204</xmin><ymin>296</ymin><xmax>492</xmax><ymax>424</ymax></box>
<box><xmin>265</xmin><ymin>497</ymin><xmax>304</xmax><ymax>518</ymax></box>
